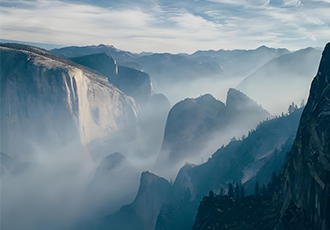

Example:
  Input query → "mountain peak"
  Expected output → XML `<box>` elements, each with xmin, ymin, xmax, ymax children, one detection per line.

<box><xmin>256</xmin><ymin>45</ymin><xmax>270</xmax><ymax>50</ymax></box>
<box><xmin>226</xmin><ymin>88</ymin><xmax>271</xmax><ymax>119</ymax></box>
<box><xmin>139</xmin><ymin>171</ymin><xmax>168</xmax><ymax>188</ymax></box>
<box><xmin>95</xmin><ymin>152</ymin><xmax>128</xmax><ymax>175</ymax></box>
<box><xmin>226</xmin><ymin>88</ymin><xmax>253</xmax><ymax>106</ymax></box>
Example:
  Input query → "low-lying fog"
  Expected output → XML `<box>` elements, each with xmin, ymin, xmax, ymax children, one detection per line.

<box><xmin>1</xmin><ymin>46</ymin><xmax>321</xmax><ymax>230</ymax></box>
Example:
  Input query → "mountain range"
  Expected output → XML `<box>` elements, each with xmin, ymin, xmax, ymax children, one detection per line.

<box><xmin>1</xmin><ymin>41</ymin><xmax>328</xmax><ymax>230</ymax></box>
<box><xmin>193</xmin><ymin>42</ymin><xmax>330</xmax><ymax>229</ymax></box>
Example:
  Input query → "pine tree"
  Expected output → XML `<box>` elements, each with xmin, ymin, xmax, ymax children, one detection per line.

<box><xmin>240</xmin><ymin>186</ymin><xmax>245</xmax><ymax>201</ymax></box>
<box><xmin>254</xmin><ymin>182</ymin><xmax>259</xmax><ymax>197</ymax></box>
<box><xmin>228</xmin><ymin>183</ymin><xmax>234</xmax><ymax>198</ymax></box>
<box><xmin>209</xmin><ymin>190</ymin><xmax>214</xmax><ymax>198</ymax></box>
<box><xmin>235</xmin><ymin>183</ymin><xmax>240</xmax><ymax>201</ymax></box>
<box><xmin>261</xmin><ymin>184</ymin><xmax>267</xmax><ymax>197</ymax></box>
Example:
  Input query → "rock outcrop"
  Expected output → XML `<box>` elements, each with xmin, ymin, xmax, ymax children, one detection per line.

<box><xmin>69</xmin><ymin>53</ymin><xmax>152</xmax><ymax>104</ymax></box>
<box><xmin>155</xmin><ymin>89</ymin><xmax>271</xmax><ymax>175</ymax></box>
<box><xmin>155</xmin><ymin>107</ymin><xmax>303</xmax><ymax>230</ymax></box>
<box><xmin>99</xmin><ymin>171</ymin><xmax>171</xmax><ymax>230</ymax></box>
<box><xmin>191</xmin><ymin>42</ymin><xmax>330</xmax><ymax>230</ymax></box>
<box><xmin>0</xmin><ymin>43</ymin><xmax>139</xmax><ymax>159</ymax></box>
<box><xmin>279</xmin><ymin>42</ymin><xmax>330</xmax><ymax>229</ymax></box>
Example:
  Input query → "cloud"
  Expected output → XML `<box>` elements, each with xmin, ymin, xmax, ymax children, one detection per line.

<box><xmin>0</xmin><ymin>0</ymin><xmax>329</xmax><ymax>53</ymax></box>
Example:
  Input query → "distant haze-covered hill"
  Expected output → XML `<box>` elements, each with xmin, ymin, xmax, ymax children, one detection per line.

<box><xmin>237</xmin><ymin>47</ymin><xmax>322</xmax><ymax>114</ymax></box>
<box><xmin>51</xmin><ymin>44</ymin><xmax>290</xmax><ymax>105</ymax></box>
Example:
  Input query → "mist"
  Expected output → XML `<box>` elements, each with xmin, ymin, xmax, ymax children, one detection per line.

<box><xmin>0</xmin><ymin>42</ymin><xmax>322</xmax><ymax>230</ymax></box>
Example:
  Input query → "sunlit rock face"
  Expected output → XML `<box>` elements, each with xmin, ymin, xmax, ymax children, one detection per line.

<box><xmin>69</xmin><ymin>53</ymin><xmax>152</xmax><ymax>104</ymax></box>
<box><xmin>0</xmin><ymin>44</ymin><xmax>139</xmax><ymax>159</ymax></box>
<box><xmin>280</xmin><ymin>42</ymin><xmax>330</xmax><ymax>229</ymax></box>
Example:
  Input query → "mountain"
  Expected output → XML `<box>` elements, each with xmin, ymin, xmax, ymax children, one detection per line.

<box><xmin>192</xmin><ymin>42</ymin><xmax>330</xmax><ymax>230</ymax></box>
<box><xmin>190</xmin><ymin>45</ymin><xmax>290</xmax><ymax>79</ymax></box>
<box><xmin>99</xmin><ymin>171</ymin><xmax>171</xmax><ymax>230</ymax></box>
<box><xmin>155</xmin><ymin>107</ymin><xmax>302</xmax><ymax>230</ymax></box>
<box><xmin>237</xmin><ymin>47</ymin><xmax>322</xmax><ymax>114</ymax></box>
<box><xmin>279</xmin><ymin>43</ymin><xmax>330</xmax><ymax>229</ymax></box>
<box><xmin>0</xmin><ymin>43</ymin><xmax>139</xmax><ymax>160</ymax></box>
<box><xmin>155</xmin><ymin>89</ymin><xmax>271</xmax><ymax>177</ymax></box>
<box><xmin>82</xmin><ymin>152</ymin><xmax>140</xmax><ymax>221</ymax></box>
<box><xmin>51</xmin><ymin>44</ymin><xmax>138</xmax><ymax>67</ymax></box>
<box><xmin>51</xmin><ymin>45</ymin><xmax>289</xmax><ymax>104</ymax></box>
<box><xmin>104</xmin><ymin>104</ymin><xmax>302</xmax><ymax>230</ymax></box>
<box><xmin>69</xmin><ymin>53</ymin><xmax>152</xmax><ymax>104</ymax></box>
<box><xmin>67</xmin><ymin>52</ymin><xmax>171</xmax><ymax>158</ymax></box>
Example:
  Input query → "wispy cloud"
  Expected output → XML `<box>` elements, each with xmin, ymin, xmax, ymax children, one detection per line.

<box><xmin>0</xmin><ymin>0</ymin><xmax>329</xmax><ymax>53</ymax></box>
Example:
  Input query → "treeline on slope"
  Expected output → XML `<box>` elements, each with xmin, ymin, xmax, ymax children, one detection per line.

<box><xmin>192</xmin><ymin>42</ymin><xmax>330</xmax><ymax>230</ymax></box>
<box><xmin>193</xmin><ymin>174</ymin><xmax>281</xmax><ymax>230</ymax></box>
<box><xmin>154</xmin><ymin>107</ymin><xmax>303</xmax><ymax>230</ymax></box>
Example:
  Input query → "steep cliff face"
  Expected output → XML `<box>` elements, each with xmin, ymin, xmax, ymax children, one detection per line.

<box><xmin>155</xmin><ymin>107</ymin><xmax>302</xmax><ymax>230</ymax></box>
<box><xmin>158</xmin><ymin>94</ymin><xmax>227</xmax><ymax>163</ymax></box>
<box><xmin>100</xmin><ymin>171</ymin><xmax>171</xmax><ymax>230</ymax></box>
<box><xmin>155</xmin><ymin>90</ymin><xmax>271</xmax><ymax>176</ymax></box>
<box><xmin>0</xmin><ymin>44</ymin><xmax>139</xmax><ymax>159</ymax></box>
<box><xmin>280</xmin><ymin>43</ymin><xmax>330</xmax><ymax>229</ymax></box>
<box><xmin>69</xmin><ymin>53</ymin><xmax>152</xmax><ymax>104</ymax></box>
<box><xmin>190</xmin><ymin>43</ymin><xmax>330</xmax><ymax>230</ymax></box>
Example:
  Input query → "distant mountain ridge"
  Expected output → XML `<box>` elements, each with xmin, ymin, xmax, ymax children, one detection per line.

<box><xmin>51</xmin><ymin>44</ymin><xmax>290</xmax><ymax>104</ymax></box>
<box><xmin>237</xmin><ymin>47</ymin><xmax>322</xmax><ymax>114</ymax></box>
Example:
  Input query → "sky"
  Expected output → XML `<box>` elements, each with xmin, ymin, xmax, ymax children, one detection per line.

<box><xmin>0</xmin><ymin>0</ymin><xmax>329</xmax><ymax>53</ymax></box>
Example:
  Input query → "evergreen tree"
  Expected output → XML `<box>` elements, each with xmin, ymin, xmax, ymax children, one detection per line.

<box><xmin>268</xmin><ymin>172</ymin><xmax>279</xmax><ymax>192</ymax></box>
<box><xmin>254</xmin><ymin>182</ymin><xmax>259</xmax><ymax>197</ymax></box>
<box><xmin>235</xmin><ymin>183</ymin><xmax>240</xmax><ymax>202</ymax></box>
<box><xmin>261</xmin><ymin>184</ymin><xmax>267</xmax><ymax>197</ymax></box>
<box><xmin>209</xmin><ymin>190</ymin><xmax>214</xmax><ymax>198</ymax></box>
<box><xmin>240</xmin><ymin>186</ymin><xmax>245</xmax><ymax>201</ymax></box>
<box><xmin>228</xmin><ymin>183</ymin><xmax>234</xmax><ymax>198</ymax></box>
<box><xmin>220</xmin><ymin>188</ymin><xmax>224</xmax><ymax>196</ymax></box>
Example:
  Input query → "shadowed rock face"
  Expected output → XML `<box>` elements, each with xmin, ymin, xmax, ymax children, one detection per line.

<box><xmin>189</xmin><ymin>43</ymin><xmax>330</xmax><ymax>230</ymax></box>
<box><xmin>69</xmin><ymin>53</ymin><xmax>152</xmax><ymax>104</ymax></box>
<box><xmin>0</xmin><ymin>44</ymin><xmax>139</xmax><ymax>159</ymax></box>
<box><xmin>280</xmin><ymin>42</ymin><xmax>330</xmax><ymax>229</ymax></box>
<box><xmin>155</xmin><ymin>108</ymin><xmax>302</xmax><ymax>230</ymax></box>
<box><xmin>155</xmin><ymin>89</ymin><xmax>271</xmax><ymax>174</ymax></box>
<box><xmin>99</xmin><ymin>171</ymin><xmax>171</xmax><ymax>230</ymax></box>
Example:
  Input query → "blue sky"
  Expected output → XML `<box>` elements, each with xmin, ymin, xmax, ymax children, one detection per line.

<box><xmin>0</xmin><ymin>0</ymin><xmax>329</xmax><ymax>53</ymax></box>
